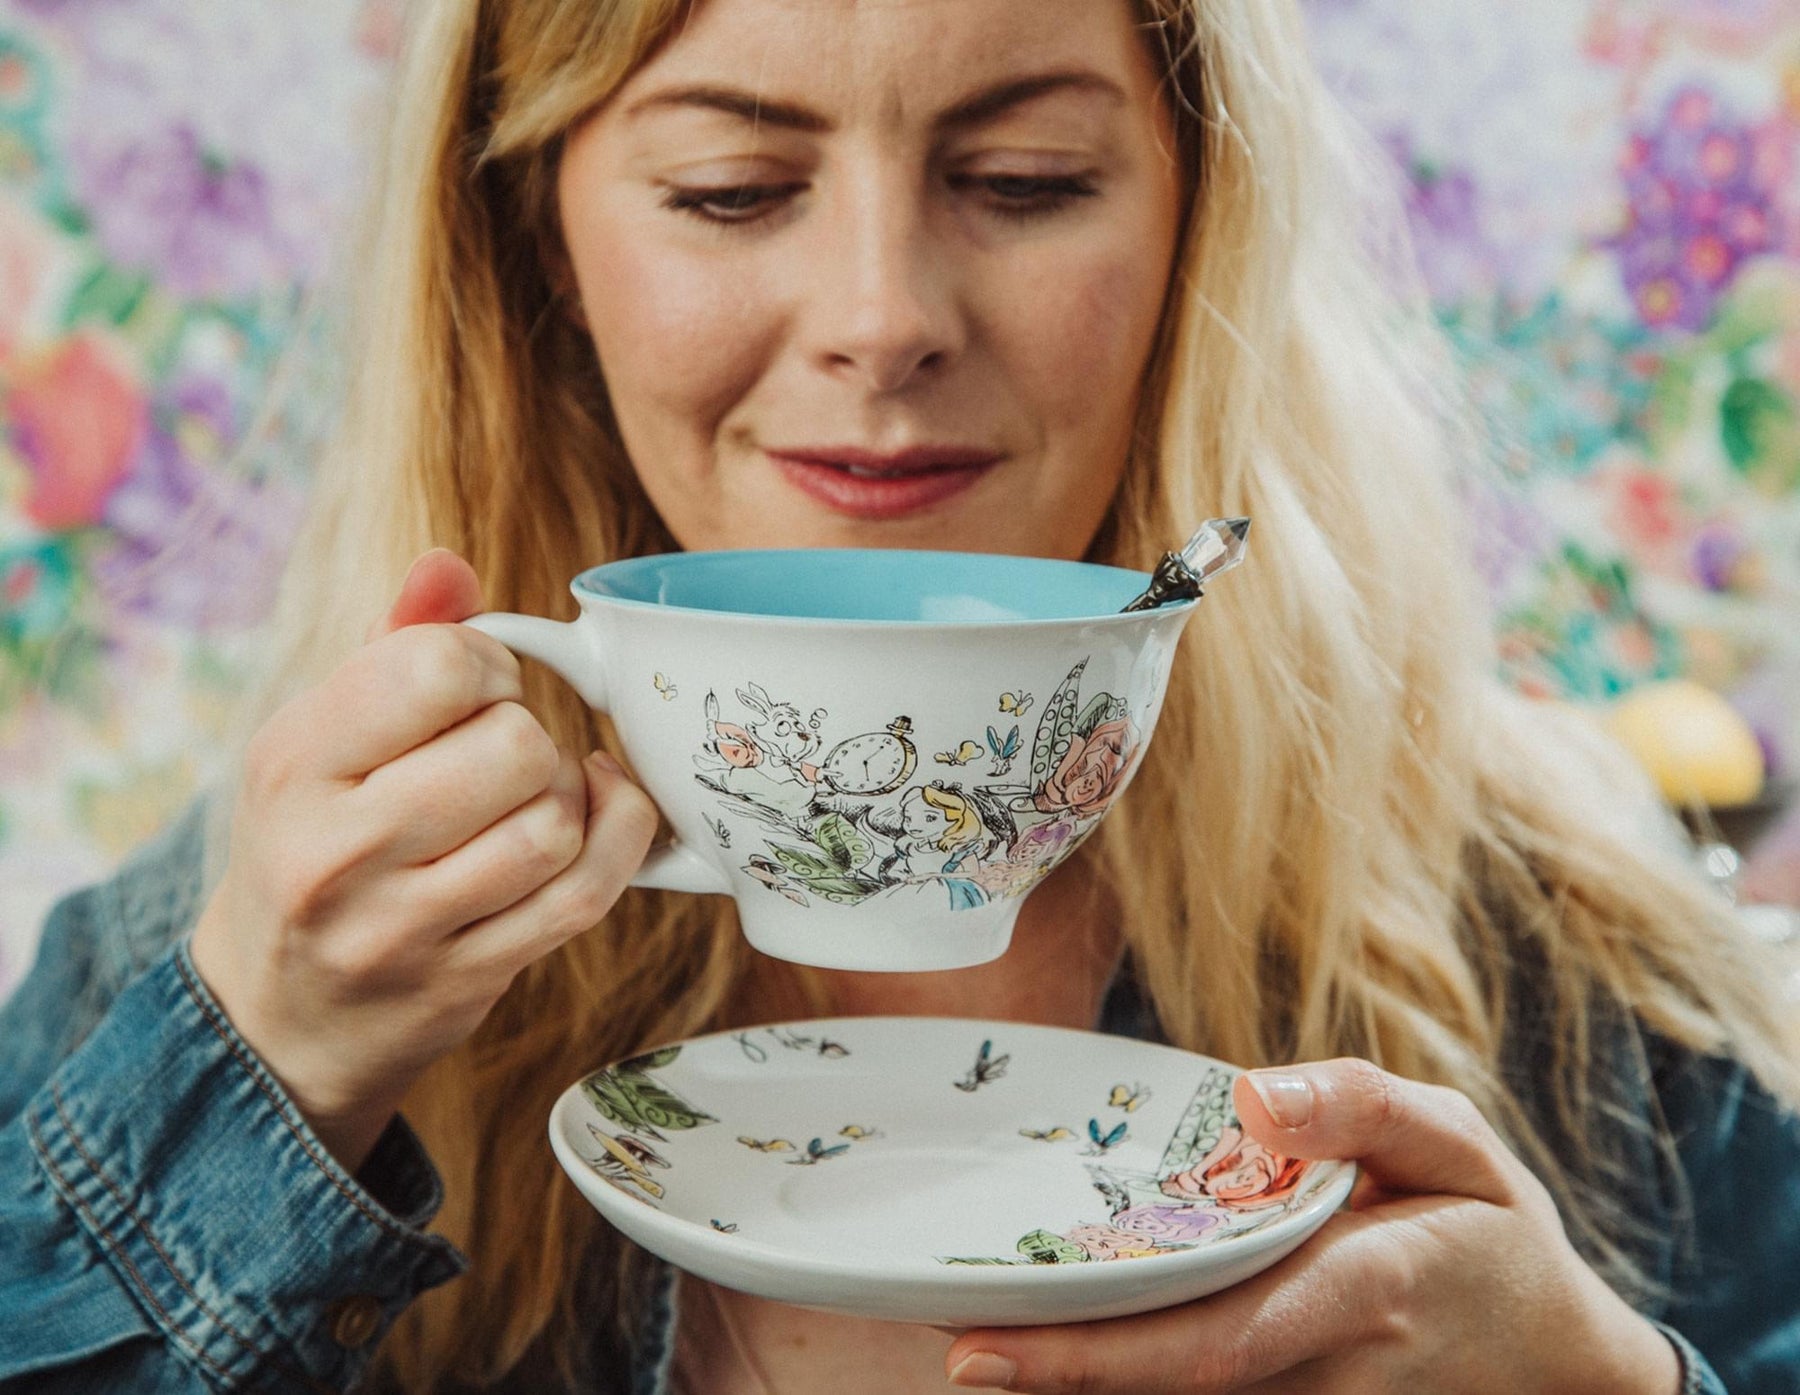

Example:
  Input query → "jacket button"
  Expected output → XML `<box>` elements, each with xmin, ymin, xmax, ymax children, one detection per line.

<box><xmin>325</xmin><ymin>1294</ymin><xmax>384</xmax><ymax>1349</ymax></box>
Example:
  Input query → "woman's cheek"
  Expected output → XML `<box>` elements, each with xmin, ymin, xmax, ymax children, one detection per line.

<box><xmin>587</xmin><ymin>248</ymin><xmax>761</xmax><ymax>414</ymax></box>
<box><xmin>1067</xmin><ymin>253</ymin><xmax>1163</xmax><ymax>395</ymax></box>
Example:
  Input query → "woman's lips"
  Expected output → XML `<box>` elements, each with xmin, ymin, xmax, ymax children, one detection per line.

<box><xmin>765</xmin><ymin>450</ymin><xmax>1001</xmax><ymax>520</ymax></box>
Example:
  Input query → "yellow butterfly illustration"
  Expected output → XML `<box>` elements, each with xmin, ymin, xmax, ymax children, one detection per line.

<box><xmin>999</xmin><ymin>691</ymin><xmax>1035</xmax><ymax>716</ymax></box>
<box><xmin>934</xmin><ymin>739</ymin><xmax>982</xmax><ymax>766</ymax></box>
<box><xmin>1108</xmin><ymin>1083</ymin><xmax>1151</xmax><ymax>1113</ymax></box>
<box><xmin>653</xmin><ymin>672</ymin><xmax>678</xmax><ymax>700</ymax></box>
<box><xmin>838</xmin><ymin>1124</ymin><xmax>880</xmax><ymax>1141</ymax></box>
<box><xmin>736</xmin><ymin>1136</ymin><xmax>796</xmax><ymax>1153</ymax></box>
<box><xmin>1019</xmin><ymin>1127</ymin><xmax>1074</xmax><ymax>1143</ymax></box>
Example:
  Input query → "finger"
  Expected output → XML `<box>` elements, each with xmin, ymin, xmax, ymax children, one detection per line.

<box><xmin>275</xmin><ymin>622</ymin><xmax>524</xmax><ymax>781</ymax></box>
<box><xmin>409</xmin><ymin>750</ymin><xmax>590</xmax><ymax>929</ymax></box>
<box><xmin>352</xmin><ymin>700</ymin><xmax>563</xmax><ymax>864</ymax></box>
<box><xmin>946</xmin><ymin>1214</ymin><xmax>1395</xmax><ymax>1394</ymax></box>
<box><xmin>444</xmin><ymin>752</ymin><xmax>658</xmax><ymax>972</ymax></box>
<box><xmin>366</xmin><ymin>548</ymin><xmax>486</xmax><ymax>640</ymax></box>
<box><xmin>1233</xmin><ymin>1059</ymin><xmax>1521</xmax><ymax>1206</ymax></box>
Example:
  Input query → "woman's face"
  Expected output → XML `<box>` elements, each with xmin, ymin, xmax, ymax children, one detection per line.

<box><xmin>557</xmin><ymin>0</ymin><xmax>1182</xmax><ymax>557</ymax></box>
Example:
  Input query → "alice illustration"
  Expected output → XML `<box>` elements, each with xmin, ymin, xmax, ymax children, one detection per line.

<box><xmin>875</xmin><ymin>782</ymin><xmax>1011</xmax><ymax>911</ymax></box>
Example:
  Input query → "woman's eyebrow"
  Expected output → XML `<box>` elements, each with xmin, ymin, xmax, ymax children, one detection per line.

<box><xmin>622</xmin><ymin>68</ymin><xmax>1126</xmax><ymax>133</ymax></box>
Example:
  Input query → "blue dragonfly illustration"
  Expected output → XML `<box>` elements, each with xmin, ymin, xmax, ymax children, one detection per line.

<box><xmin>985</xmin><ymin>723</ymin><xmax>1022</xmax><ymax>776</ymax></box>
<box><xmin>954</xmin><ymin>1039</ymin><xmax>1010</xmax><ymax>1092</ymax></box>
<box><xmin>1083</xmin><ymin>1117</ymin><xmax>1129</xmax><ymax>1156</ymax></box>
<box><xmin>787</xmin><ymin>1136</ymin><xmax>852</xmax><ymax>1166</ymax></box>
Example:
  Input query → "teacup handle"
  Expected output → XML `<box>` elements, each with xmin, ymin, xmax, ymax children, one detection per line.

<box><xmin>463</xmin><ymin>612</ymin><xmax>732</xmax><ymax>897</ymax></box>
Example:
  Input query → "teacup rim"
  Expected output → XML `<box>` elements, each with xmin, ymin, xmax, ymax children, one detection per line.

<box><xmin>570</xmin><ymin>547</ymin><xmax>1200</xmax><ymax>630</ymax></box>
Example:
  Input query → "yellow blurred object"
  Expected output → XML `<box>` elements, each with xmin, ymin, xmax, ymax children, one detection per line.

<box><xmin>1608</xmin><ymin>680</ymin><xmax>1766</xmax><ymax>808</ymax></box>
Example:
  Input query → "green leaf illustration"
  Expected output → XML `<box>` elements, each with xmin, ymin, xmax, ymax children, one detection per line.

<box><xmin>813</xmin><ymin>813</ymin><xmax>872</xmax><ymax>872</ymax></box>
<box><xmin>1158</xmin><ymin>1067</ymin><xmax>1238</xmax><ymax>1174</ymax></box>
<box><xmin>1031</xmin><ymin>659</ymin><xmax>1087</xmax><ymax>787</ymax></box>
<box><xmin>62</xmin><ymin>262</ymin><xmax>152</xmax><ymax>330</ymax></box>
<box><xmin>1720</xmin><ymin>377</ymin><xmax>1793</xmax><ymax>476</ymax></box>
<box><xmin>770</xmin><ymin>843</ymin><xmax>838</xmax><ymax>879</ymax></box>
<box><xmin>1016</xmin><ymin>1229</ymin><xmax>1090</xmax><ymax>1264</ymax></box>
<box><xmin>582</xmin><ymin>1067</ymin><xmax>717</xmax><ymax>1136</ymax></box>
<box><xmin>1073</xmin><ymin>692</ymin><xmax>1127</xmax><ymax>738</ymax></box>
<box><xmin>789</xmin><ymin>872</ymin><xmax>884</xmax><ymax>904</ymax></box>
<box><xmin>621</xmin><ymin>1046</ymin><xmax>683</xmax><ymax>1072</ymax></box>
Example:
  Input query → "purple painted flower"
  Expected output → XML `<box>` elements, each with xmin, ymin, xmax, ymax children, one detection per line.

<box><xmin>1111</xmin><ymin>1204</ymin><xmax>1221</xmax><ymax>1244</ymax></box>
<box><xmin>1609</xmin><ymin>86</ymin><xmax>1786</xmax><ymax>332</ymax></box>
<box><xmin>16</xmin><ymin>4</ymin><xmax>393</xmax><ymax>299</ymax></box>
<box><xmin>70</xmin><ymin>122</ymin><xmax>293</xmax><ymax>302</ymax></box>
<box><xmin>1382</xmin><ymin>133</ymin><xmax>1506</xmax><ymax>305</ymax></box>
<box><xmin>1459</xmin><ymin>479</ymin><xmax>1557</xmax><ymax>606</ymax></box>
<box><xmin>1009</xmin><ymin>813</ymin><xmax>1078</xmax><ymax>871</ymax></box>
<box><xmin>1690</xmin><ymin>521</ymin><xmax>1753</xmax><ymax>593</ymax></box>
<box><xmin>94</xmin><ymin>379</ymin><xmax>302</xmax><ymax>630</ymax></box>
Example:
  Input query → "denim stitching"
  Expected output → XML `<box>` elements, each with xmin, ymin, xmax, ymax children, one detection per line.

<box><xmin>26</xmin><ymin>1105</ymin><xmax>242</xmax><ymax>1389</ymax></box>
<box><xmin>1652</xmin><ymin>1320</ymin><xmax>1714</xmax><ymax>1395</ymax></box>
<box><xmin>172</xmin><ymin>950</ymin><xmax>409</xmax><ymax>1241</ymax></box>
<box><xmin>51</xmin><ymin>1082</ymin><xmax>276</xmax><ymax>1372</ymax></box>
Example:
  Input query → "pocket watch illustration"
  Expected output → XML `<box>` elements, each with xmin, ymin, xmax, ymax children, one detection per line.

<box><xmin>818</xmin><ymin>716</ymin><xmax>917</xmax><ymax>796</ymax></box>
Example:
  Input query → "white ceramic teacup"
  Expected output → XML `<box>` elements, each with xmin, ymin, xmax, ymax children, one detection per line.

<box><xmin>467</xmin><ymin>548</ymin><xmax>1200</xmax><ymax>972</ymax></box>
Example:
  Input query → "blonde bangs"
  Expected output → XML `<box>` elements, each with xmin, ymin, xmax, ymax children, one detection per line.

<box><xmin>485</xmin><ymin>0</ymin><xmax>695</xmax><ymax>160</ymax></box>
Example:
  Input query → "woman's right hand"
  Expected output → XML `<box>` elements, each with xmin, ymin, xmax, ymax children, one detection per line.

<box><xmin>189</xmin><ymin>549</ymin><xmax>658</xmax><ymax>1173</ymax></box>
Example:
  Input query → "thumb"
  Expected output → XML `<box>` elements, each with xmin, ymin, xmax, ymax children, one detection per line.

<box><xmin>1233</xmin><ymin>1058</ymin><xmax>1522</xmax><ymax>1207</ymax></box>
<box><xmin>367</xmin><ymin>548</ymin><xmax>486</xmax><ymax>641</ymax></box>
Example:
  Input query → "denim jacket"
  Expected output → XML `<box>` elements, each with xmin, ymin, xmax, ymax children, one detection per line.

<box><xmin>2</xmin><ymin>805</ymin><xmax>1797</xmax><ymax>1394</ymax></box>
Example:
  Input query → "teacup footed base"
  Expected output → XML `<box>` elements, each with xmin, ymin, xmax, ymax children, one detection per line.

<box><xmin>740</xmin><ymin>916</ymin><xmax>1015</xmax><ymax>973</ymax></box>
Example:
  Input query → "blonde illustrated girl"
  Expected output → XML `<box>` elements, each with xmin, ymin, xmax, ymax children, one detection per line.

<box><xmin>880</xmin><ymin>783</ymin><xmax>989</xmax><ymax>911</ymax></box>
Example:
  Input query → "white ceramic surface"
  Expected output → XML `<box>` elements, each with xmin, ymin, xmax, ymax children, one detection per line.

<box><xmin>550</xmin><ymin>1017</ymin><xmax>1355</xmax><ymax>1327</ymax></box>
<box><xmin>468</xmin><ymin>549</ymin><xmax>1199</xmax><ymax>972</ymax></box>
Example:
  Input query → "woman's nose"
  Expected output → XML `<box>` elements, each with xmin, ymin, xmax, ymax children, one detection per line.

<box><xmin>802</xmin><ymin>170</ymin><xmax>965</xmax><ymax>393</ymax></box>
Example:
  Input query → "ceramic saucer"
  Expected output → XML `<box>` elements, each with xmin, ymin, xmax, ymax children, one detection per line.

<box><xmin>549</xmin><ymin>1017</ymin><xmax>1355</xmax><ymax>1327</ymax></box>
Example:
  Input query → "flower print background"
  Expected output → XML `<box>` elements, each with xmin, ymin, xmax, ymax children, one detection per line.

<box><xmin>4</xmin><ymin>0</ymin><xmax>1800</xmax><ymax>997</ymax></box>
<box><xmin>0</xmin><ymin>0</ymin><xmax>396</xmax><ymax>995</ymax></box>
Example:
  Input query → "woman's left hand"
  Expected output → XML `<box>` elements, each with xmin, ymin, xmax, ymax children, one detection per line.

<box><xmin>944</xmin><ymin>1058</ymin><xmax>1682</xmax><ymax>1394</ymax></box>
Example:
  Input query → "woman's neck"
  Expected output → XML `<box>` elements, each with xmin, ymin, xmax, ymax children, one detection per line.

<box><xmin>740</xmin><ymin>853</ymin><xmax>1124</xmax><ymax>1030</ymax></box>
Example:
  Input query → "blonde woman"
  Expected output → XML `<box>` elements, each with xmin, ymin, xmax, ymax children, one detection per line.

<box><xmin>3</xmin><ymin>1</ymin><xmax>1797</xmax><ymax>1392</ymax></box>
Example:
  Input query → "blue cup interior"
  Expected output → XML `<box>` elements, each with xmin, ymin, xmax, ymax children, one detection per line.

<box><xmin>574</xmin><ymin>549</ymin><xmax>1170</xmax><ymax>625</ymax></box>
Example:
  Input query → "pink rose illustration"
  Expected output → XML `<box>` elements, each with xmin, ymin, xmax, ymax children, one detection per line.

<box><xmin>1032</xmin><ymin>717</ymin><xmax>1139</xmax><ymax>819</ymax></box>
<box><xmin>1160</xmin><ymin>1125</ymin><xmax>1308</xmax><ymax>1211</ymax></box>
<box><xmin>7</xmin><ymin>333</ymin><xmax>147</xmax><ymax>530</ymax></box>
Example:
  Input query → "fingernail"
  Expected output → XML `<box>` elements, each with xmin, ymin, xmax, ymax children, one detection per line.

<box><xmin>403</xmin><ymin>548</ymin><xmax>444</xmax><ymax>581</ymax></box>
<box><xmin>587</xmin><ymin>750</ymin><xmax>623</xmax><ymax>775</ymax></box>
<box><xmin>1247</xmin><ymin>1070</ymin><xmax>1314</xmax><ymax>1129</ymax></box>
<box><xmin>949</xmin><ymin>1352</ymin><xmax>1018</xmax><ymax>1390</ymax></box>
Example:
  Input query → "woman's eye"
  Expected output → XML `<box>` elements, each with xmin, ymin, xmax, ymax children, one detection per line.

<box><xmin>661</xmin><ymin>182</ymin><xmax>799</xmax><ymax>224</ymax></box>
<box><xmin>955</xmin><ymin>173</ymin><xmax>1100</xmax><ymax>221</ymax></box>
<box><xmin>661</xmin><ymin>173</ymin><xmax>1099</xmax><ymax>227</ymax></box>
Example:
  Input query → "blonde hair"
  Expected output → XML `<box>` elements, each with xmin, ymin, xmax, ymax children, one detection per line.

<box><xmin>232</xmin><ymin>0</ymin><xmax>1799</xmax><ymax>1387</ymax></box>
<box><xmin>917</xmin><ymin>784</ymin><xmax>983</xmax><ymax>852</ymax></box>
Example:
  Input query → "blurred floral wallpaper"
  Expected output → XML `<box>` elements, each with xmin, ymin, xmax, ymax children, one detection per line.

<box><xmin>3</xmin><ymin>0</ymin><xmax>1799</xmax><ymax>994</ymax></box>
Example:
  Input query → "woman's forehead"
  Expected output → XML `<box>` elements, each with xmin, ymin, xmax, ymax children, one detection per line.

<box><xmin>607</xmin><ymin>0</ymin><xmax>1161</xmax><ymax>136</ymax></box>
